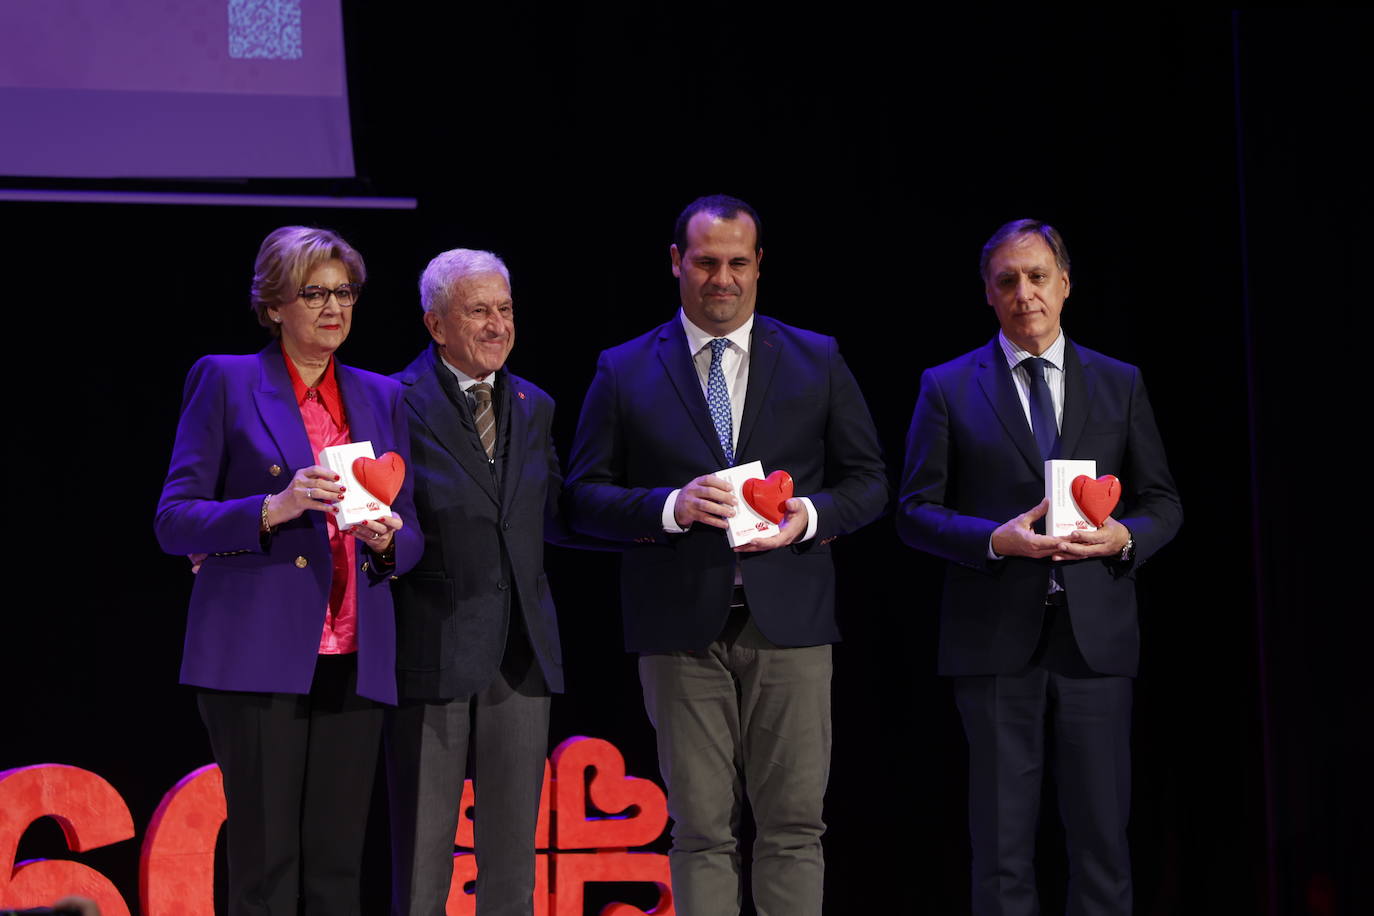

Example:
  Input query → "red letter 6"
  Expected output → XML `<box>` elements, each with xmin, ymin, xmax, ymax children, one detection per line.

<box><xmin>0</xmin><ymin>764</ymin><xmax>134</xmax><ymax>915</ymax></box>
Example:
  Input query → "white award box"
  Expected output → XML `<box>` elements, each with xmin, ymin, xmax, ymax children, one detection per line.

<box><xmin>1045</xmin><ymin>458</ymin><xmax>1097</xmax><ymax>538</ymax></box>
<box><xmin>318</xmin><ymin>441</ymin><xmax>392</xmax><ymax>529</ymax></box>
<box><xmin>716</xmin><ymin>460</ymin><xmax>780</xmax><ymax>548</ymax></box>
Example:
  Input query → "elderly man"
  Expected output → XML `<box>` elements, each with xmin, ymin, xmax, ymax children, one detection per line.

<box><xmin>897</xmin><ymin>220</ymin><xmax>1183</xmax><ymax>915</ymax></box>
<box><xmin>385</xmin><ymin>249</ymin><xmax>568</xmax><ymax>916</ymax></box>
<box><xmin>563</xmin><ymin>194</ymin><xmax>889</xmax><ymax>916</ymax></box>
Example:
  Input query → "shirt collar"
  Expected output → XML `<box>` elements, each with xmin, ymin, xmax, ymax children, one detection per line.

<box><xmin>437</xmin><ymin>349</ymin><xmax>498</xmax><ymax>393</ymax></box>
<box><xmin>999</xmin><ymin>329</ymin><xmax>1065</xmax><ymax>372</ymax></box>
<box><xmin>680</xmin><ymin>309</ymin><xmax>755</xmax><ymax>356</ymax></box>
<box><xmin>282</xmin><ymin>350</ymin><xmax>345</xmax><ymax>427</ymax></box>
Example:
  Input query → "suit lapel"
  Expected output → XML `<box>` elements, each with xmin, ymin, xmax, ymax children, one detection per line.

<box><xmin>975</xmin><ymin>337</ymin><xmax>1044</xmax><ymax>477</ymax></box>
<box><xmin>253</xmin><ymin>344</ymin><xmax>316</xmax><ymax>471</ymax></box>
<box><xmin>736</xmin><ymin>316</ymin><xmax>781</xmax><ymax>459</ymax></box>
<box><xmin>1057</xmin><ymin>338</ymin><xmax>1093</xmax><ymax>459</ymax></box>
<box><xmin>655</xmin><ymin>319</ymin><xmax>729</xmax><ymax>466</ymax></box>
<box><xmin>500</xmin><ymin>370</ymin><xmax>527</xmax><ymax>511</ymax></box>
<box><xmin>404</xmin><ymin>348</ymin><xmax>500</xmax><ymax>506</ymax></box>
<box><xmin>335</xmin><ymin>363</ymin><xmax>381</xmax><ymax>449</ymax></box>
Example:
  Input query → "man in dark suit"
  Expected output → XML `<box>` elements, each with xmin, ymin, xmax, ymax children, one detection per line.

<box><xmin>564</xmin><ymin>195</ymin><xmax>889</xmax><ymax>915</ymax></box>
<box><xmin>897</xmin><ymin>219</ymin><xmax>1183</xmax><ymax>915</ymax></box>
<box><xmin>385</xmin><ymin>249</ymin><xmax>568</xmax><ymax>916</ymax></box>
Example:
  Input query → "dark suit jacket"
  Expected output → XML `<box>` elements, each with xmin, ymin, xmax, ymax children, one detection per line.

<box><xmin>155</xmin><ymin>341</ymin><xmax>421</xmax><ymax>705</ymax></box>
<box><xmin>896</xmin><ymin>335</ymin><xmax>1183</xmax><ymax>677</ymax></box>
<box><xmin>390</xmin><ymin>346</ymin><xmax>570</xmax><ymax>699</ymax></box>
<box><xmin>564</xmin><ymin>314</ymin><xmax>889</xmax><ymax>652</ymax></box>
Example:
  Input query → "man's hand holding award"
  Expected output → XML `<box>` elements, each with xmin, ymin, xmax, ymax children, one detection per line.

<box><xmin>672</xmin><ymin>461</ymin><xmax>807</xmax><ymax>552</ymax></box>
<box><xmin>717</xmin><ymin>461</ymin><xmax>804</xmax><ymax>551</ymax></box>
<box><xmin>1046</xmin><ymin>459</ymin><xmax>1130</xmax><ymax>561</ymax></box>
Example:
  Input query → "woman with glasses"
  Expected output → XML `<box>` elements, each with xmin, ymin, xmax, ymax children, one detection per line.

<box><xmin>155</xmin><ymin>225</ymin><xmax>419</xmax><ymax>914</ymax></box>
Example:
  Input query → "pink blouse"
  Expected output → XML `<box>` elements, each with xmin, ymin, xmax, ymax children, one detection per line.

<box><xmin>283</xmin><ymin>353</ymin><xmax>358</xmax><ymax>655</ymax></box>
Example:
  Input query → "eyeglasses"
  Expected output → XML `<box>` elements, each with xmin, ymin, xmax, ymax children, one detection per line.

<box><xmin>297</xmin><ymin>283</ymin><xmax>362</xmax><ymax>308</ymax></box>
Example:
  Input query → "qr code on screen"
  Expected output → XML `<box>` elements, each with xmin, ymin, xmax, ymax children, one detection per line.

<box><xmin>228</xmin><ymin>0</ymin><xmax>302</xmax><ymax>59</ymax></box>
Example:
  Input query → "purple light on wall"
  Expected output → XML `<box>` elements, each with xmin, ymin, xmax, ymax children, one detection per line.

<box><xmin>0</xmin><ymin>189</ymin><xmax>417</xmax><ymax>209</ymax></box>
<box><xmin>0</xmin><ymin>0</ymin><xmax>353</xmax><ymax>178</ymax></box>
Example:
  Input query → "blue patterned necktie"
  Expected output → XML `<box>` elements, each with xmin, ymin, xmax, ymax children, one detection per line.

<box><xmin>706</xmin><ymin>338</ymin><xmax>734</xmax><ymax>465</ymax></box>
<box><xmin>1021</xmin><ymin>356</ymin><xmax>1059</xmax><ymax>461</ymax></box>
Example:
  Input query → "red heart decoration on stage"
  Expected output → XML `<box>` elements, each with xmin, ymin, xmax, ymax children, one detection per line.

<box><xmin>552</xmin><ymin>736</ymin><xmax>668</xmax><ymax>849</ymax></box>
<box><xmin>1071</xmin><ymin>474</ymin><xmax>1121</xmax><ymax>527</ymax></box>
<box><xmin>743</xmin><ymin>470</ymin><xmax>794</xmax><ymax>524</ymax></box>
<box><xmin>352</xmin><ymin>452</ymin><xmax>405</xmax><ymax>505</ymax></box>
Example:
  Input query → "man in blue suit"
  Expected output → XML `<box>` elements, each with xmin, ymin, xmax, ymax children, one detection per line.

<box><xmin>564</xmin><ymin>195</ymin><xmax>889</xmax><ymax>915</ymax></box>
<box><xmin>385</xmin><ymin>249</ymin><xmax>570</xmax><ymax>916</ymax></box>
<box><xmin>897</xmin><ymin>220</ymin><xmax>1183</xmax><ymax>915</ymax></box>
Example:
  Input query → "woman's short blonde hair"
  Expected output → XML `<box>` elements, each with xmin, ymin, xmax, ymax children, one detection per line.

<box><xmin>250</xmin><ymin>226</ymin><xmax>366</xmax><ymax>335</ymax></box>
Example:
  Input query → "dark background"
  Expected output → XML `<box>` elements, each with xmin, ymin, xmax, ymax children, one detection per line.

<box><xmin>4</xmin><ymin>7</ymin><xmax>1369</xmax><ymax>914</ymax></box>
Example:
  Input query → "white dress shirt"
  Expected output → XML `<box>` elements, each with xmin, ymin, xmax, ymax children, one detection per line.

<box><xmin>662</xmin><ymin>310</ymin><xmax>819</xmax><ymax>540</ymax></box>
<box><xmin>998</xmin><ymin>329</ymin><xmax>1066</xmax><ymax>432</ymax></box>
<box><xmin>438</xmin><ymin>353</ymin><xmax>498</xmax><ymax>393</ymax></box>
<box><xmin>440</xmin><ymin>355</ymin><xmax>500</xmax><ymax>463</ymax></box>
<box><xmin>989</xmin><ymin>329</ymin><xmax>1066</xmax><ymax>567</ymax></box>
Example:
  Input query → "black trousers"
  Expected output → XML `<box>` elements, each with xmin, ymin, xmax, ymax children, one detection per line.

<box><xmin>953</xmin><ymin>598</ymin><xmax>1134</xmax><ymax>916</ymax></box>
<box><xmin>954</xmin><ymin>667</ymin><xmax>1133</xmax><ymax>916</ymax></box>
<box><xmin>198</xmin><ymin>653</ymin><xmax>384</xmax><ymax>916</ymax></box>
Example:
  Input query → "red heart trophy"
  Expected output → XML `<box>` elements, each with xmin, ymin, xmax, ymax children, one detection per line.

<box><xmin>743</xmin><ymin>470</ymin><xmax>794</xmax><ymax>524</ymax></box>
<box><xmin>1071</xmin><ymin>474</ymin><xmax>1121</xmax><ymax>527</ymax></box>
<box><xmin>352</xmin><ymin>452</ymin><xmax>406</xmax><ymax>505</ymax></box>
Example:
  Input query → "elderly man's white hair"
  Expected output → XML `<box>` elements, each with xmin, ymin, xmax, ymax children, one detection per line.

<box><xmin>419</xmin><ymin>249</ymin><xmax>511</xmax><ymax>314</ymax></box>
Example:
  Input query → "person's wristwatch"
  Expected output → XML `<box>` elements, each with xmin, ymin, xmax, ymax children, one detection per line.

<box><xmin>1119</xmin><ymin>535</ymin><xmax>1134</xmax><ymax>562</ymax></box>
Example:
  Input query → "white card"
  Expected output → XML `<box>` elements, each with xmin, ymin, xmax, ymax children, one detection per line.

<box><xmin>1045</xmin><ymin>458</ymin><xmax>1097</xmax><ymax>538</ymax></box>
<box><xmin>716</xmin><ymin>460</ymin><xmax>780</xmax><ymax>548</ymax></box>
<box><xmin>318</xmin><ymin>441</ymin><xmax>392</xmax><ymax>529</ymax></box>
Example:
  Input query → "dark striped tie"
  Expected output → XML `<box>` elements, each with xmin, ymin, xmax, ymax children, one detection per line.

<box><xmin>1020</xmin><ymin>356</ymin><xmax>1059</xmax><ymax>460</ymax></box>
<box><xmin>471</xmin><ymin>382</ymin><xmax>496</xmax><ymax>459</ymax></box>
<box><xmin>1021</xmin><ymin>356</ymin><xmax>1065</xmax><ymax>589</ymax></box>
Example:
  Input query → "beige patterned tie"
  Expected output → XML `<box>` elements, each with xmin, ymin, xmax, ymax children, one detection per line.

<box><xmin>471</xmin><ymin>382</ymin><xmax>496</xmax><ymax>459</ymax></box>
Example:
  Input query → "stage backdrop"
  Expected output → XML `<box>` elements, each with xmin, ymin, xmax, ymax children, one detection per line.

<box><xmin>4</xmin><ymin>7</ymin><xmax>1369</xmax><ymax>915</ymax></box>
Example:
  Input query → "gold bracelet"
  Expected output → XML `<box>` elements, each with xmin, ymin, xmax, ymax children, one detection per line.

<box><xmin>260</xmin><ymin>494</ymin><xmax>272</xmax><ymax>533</ymax></box>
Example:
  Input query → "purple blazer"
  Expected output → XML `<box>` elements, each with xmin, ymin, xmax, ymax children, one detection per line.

<box><xmin>155</xmin><ymin>342</ymin><xmax>420</xmax><ymax>704</ymax></box>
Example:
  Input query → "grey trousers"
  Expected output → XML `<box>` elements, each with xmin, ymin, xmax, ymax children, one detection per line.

<box><xmin>639</xmin><ymin>611</ymin><xmax>832</xmax><ymax>916</ymax></box>
<box><xmin>385</xmin><ymin>645</ymin><xmax>550</xmax><ymax>916</ymax></box>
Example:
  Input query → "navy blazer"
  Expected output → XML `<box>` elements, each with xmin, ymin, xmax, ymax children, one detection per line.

<box><xmin>390</xmin><ymin>347</ymin><xmax>573</xmax><ymax>699</ymax></box>
<box><xmin>155</xmin><ymin>341</ymin><xmax>421</xmax><ymax>704</ymax></box>
<box><xmin>564</xmin><ymin>314</ymin><xmax>889</xmax><ymax>652</ymax></box>
<box><xmin>896</xmin><ymin>336</ymin><xmax>1183</xmax><ymax>677</ymax></box>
